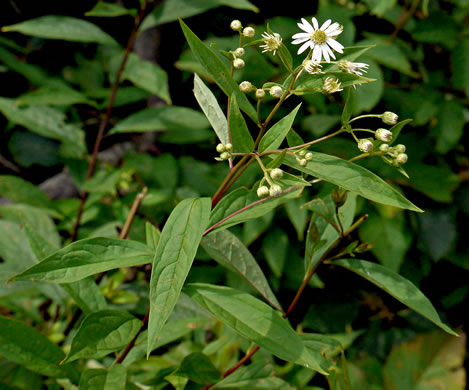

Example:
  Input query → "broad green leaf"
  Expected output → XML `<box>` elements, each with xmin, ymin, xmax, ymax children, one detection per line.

<box><xmin>363</xmin><ymin>0</ymin><xmax>396</xmax><ymax>16</ymax></box>
<box><xmin>178</xmin><ymin>352</ymin><xmax>221</xmax><ymax>384</ymax></box>
<box><xmin>383</xmin><ymin>331</ymin><xmax>465</xmax><ymax>390</ymax></box>
<box><xmin>333</xmin><ymin>259</ymin><xmax>457</xmax><ymax>335</ymax></box>
<box><xmin>109</xmin><ymin>106</ymin><xmax>208</xmax><ymax>134</ymax></box>
<box><xmin>208</xmin><ymin>186</ymin><xmax>302</xmax><ymax>232</ymax></box>
<box><xmin>349</xmin><ymin>58</ymin><xmax>383</xmax><ymax>113</ymax></box>
<box><xmin>452</xmin><ymin>38</ymin><xmax>469</xmax><ymax>96</ymax></box>
<box><xmin>147</xmin><ymin>198</ymin><xmax>211</xmax><ymax>355</ymax></box>
<box><xmin>258</xmin><ymin>104</ymin><xmax>301</xmax><ymax>152</ymax></box>
<box><xmin>278</xmin><ymin>153</ymin><xmax>422</xmax><ymax>212</ymax></box>
<box><xmin>85</xmin><ymin>2</ymin><xmax>135</xmax><ymax>17</ymax></box>
<box><xmin>78</xmin><ymin>365</ymin><xmax>126</xmax><ymax>390</ymax></box>
<box><xmin>434</xmin><ymin>100</ymin><xmax>464</xmax><ymax>154</ymax></box>
<box><xmin>180</xmin><ymin>20</ymin><xmax>257</xmax><ymax>122</ymax></box>
<box><xmin>145</xmin><ymin>222</ymin><xmax>161</xmax><ymax>250</ymax></box>
<box><xmin>2</xmin><ymin>16</ymin><xmax>117</xmax><ymax>45</ymax></box>
<box><xmin>193</xmin><ymin>73</ymin><xmax>229</xmax><ymax>145</ymax></box>
<box><xmin>201</xmin><ymin>229</ymin><xmax>281</xmax><ymax>310</ymax></box>
<box><xmin>184</xmin><ymin>283</ymin><xmax>332</xmax><ymax>374</ymax></box>
<box><xmin>0</xmin><ymin>316</ymin><xmax>70</xmax><ymax>377</ymax></box>
<box><xmin>229</xmin><ymin>94</ymin><xmax>254</xmax><ymax>153</ymax></box>
<box><xmin>12</xmin><ymin>238</ymin><xmax>154</xmax><ymax>283</ymax></box>
<box><xmin>0</xmin><ymin>98</ymin><xmax>86</xmax><ymax>152</ymax></box>
<box><xmin>0</xmin><ymin>47</ymin><xmax>48</xmax><ymax>86</ymax></box>
<box><xmin>213</xmin><ymin>360</ymin><xmax>282</xmax><ymax>389</ymax></box>
<box><xmin>303</xmin><ymin>114</ymin><xmax>341</xmax><ymax>137</ymax></box>
<box><xmin>262</xmin><ymin>229</ymin><xmax>288</xmax><ymax>278</ymax></box>
<box><xmin>63</xmin><ymin>310</ymin><xmax>141</xmax><ymax>363</ymax></box>
<box><xmin>16</xmin><ymin>83</ymin><xmax>95</xmax><ymax>107</ymax></box>
<box><xmin>285</xmin><ymin>195</ymin><xmax>308</xmax><ymax>241</ymax></box>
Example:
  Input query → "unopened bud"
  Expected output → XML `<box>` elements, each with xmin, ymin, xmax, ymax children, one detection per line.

<box><xmin>216</xmin><ymin>143</ymin><xmax>226</xmax><ymax>153</ymax></box>
<box><xmin>355</xmin><ymin>242</ymin><xmax>374</xmax><ymax>253</ymax></box>
<box><xmin>332</xmin><ymin>188</ymin><xmax>348</xmax><ymax>208</ymax></box>
<box><xmin>299</xmin><ymin>158</ymin><xmax>307</xmax><ymax>166</ymax></box>
<box><xmin>230</xmin><ymin>20</ymin><xmax>242</xmax><ymax>31</ymax></box>
<box><xmin>242</xmin><ymin>27</ymin><xmax>255</xmax><ymax>38</ymax></box>
<box><xmin>305</xmin><ymin>152</ymin><xmax>313</xmax><ymax>161</ymax></box>
<box><xmin>298</xmin><ymin>150</ymin><xmax>306</xmax><ymax>157</ymax></box>
<box><xmin>224</xmin><ymin>143</ymin><xmax>232</xmax><ymax>152</ymax></box>
<box><xmin>270</xmin><ymin>168</ymin><xmax>283</xmax><ymax>180</ymax></box>
<box><xmin>396</xmin><ymin>153</ymin><xmax>408</xmax><ymax>165</ymax></box>
<box><xmin>255</xmin><ymin>89</ymin><xmax>266</xmax><ymax>99</ymax></box>
<box><xmin>375</xmin><ymin>128</ymin><xmax>393</xmax><ymax>142</ymax></box>
<box><xmin>269</xmin><ymin>184</ymin><xmax>282</xmax><ymax>197</ymax></box>
<box><xmin>239</xmin><ymin>81</ymin><xmax>253</xmax><ymax>93</ymax></box>
<box><xmin>269</xmin><ymin>86</ymin><xmax>283</xmax><ymax>98</ymax></box>
<box><xmin>382</xmin><ymin>111</ymin><xmax>398</xmax><ymax>125</ymax></box>
<box><xmin>233</xmin><ymin>58</ymin><xmax>245</xmax><ymax>69</ymax></box>
<box><xmin>394</xmin><ymin>144</ymin><xmax>406</xmax><ymax>153</ymax></box>
<box><xmin>234</xmin><ymin>47</ymin><xmax>245</xmax><ymax>57</ymax></box>
<box><xmin>257</xmin><ymin>185</ymin><xmax>269</xmax><ymax>198</ymax></box>
<box><xmin>358</xmin><ymin>139</ymin><xmax>373</xmax><ymax>153</ymax></box>
<box><xmin>379</xmin><ymin>144</ymin><xmax>390</xmax><ymax>153</ymax></box>
<box><xmin>220</xmin><ymin>151</ymin><xmax>231</xmax><ymax>160</ymax></box>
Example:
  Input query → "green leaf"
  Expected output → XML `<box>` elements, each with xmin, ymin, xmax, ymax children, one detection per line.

<box><xmin>262</xmin><ymin>229</ymin><xmax>289</xmax><ymax>278</ymax></box>
<box><xmin>193</xmin><ymin>73</ymin><xmax>229</xmax><ymax>145</ymax></box>
<box><xmin>184</xmin><ymin>283</ymin><xmax>332</xmax><ymax>374</ymax></box>
<box><xmin>0</xmin><ymin>316</ymin><xmax>69</xmax><ymax>377</ymax></box>
<box><xmin>277</xmin><ymin>153</ymin><xmax>422</xmax><ymax>212</ymax></box>
<box><xmin>2</xmin><ymin>16</ymin><xmax>117</xmax><ymax>45</ymax></box>
<box><xmin>109</xmin><ymin>106</ymin><xmax>208</xmax><ymax>134</ymax></box>
<box><xmin>201</xmin><ymin>229</ymin><xmax>282</xmax><ymax>310</ymax></box>
<box><xmin>341</xmin><ymin>88</ymin><xmax>355</xmax><ymax>125</ymax></box>
<box><xmin>180</xmin><ymin>19</ymin><xmax>257</xmax><ymax>122</ymax></box>
<box><xmin>78</xmin><ymin>365</ymin><xmax>126</xmax><ymax>390</ymax></box>
<box><xmin>0</xmin><ymin>47</ymin><xmax>48</xmax><ymax>86</ymax></box>
<box><xmin>258</xmin><ymin>104</ymin><xmax>301</xmax><ymax>152</ymax></box>
<box><xmin>145</xmin><ymin>222</ymin><xmax>161</xmax><ymax>250</ymax></box>
<box><xmin>208</xmin><ymin>186</ymin><xmax>302</xmax><ymax>232</ymax></box>
<box><xmin>12</xmin><ymin>238</ymin><xmax>154</xmax><ymax>283</ymax></box>
<box><xmin>333</xmin><ymin>259</ymin><xmax>457</xmax><ymax>336</ymax></box>
<box><xmin>147</xmin><ymin>198</ymin><xmax>211</xmax><ymax>355</ymax></box>
<box><xmin>229</xmin><ymin>94</ymin><xmax>254</xmax><ymax>153</ymax></box>
<box><xmin>63</xmin><ymin>310</ymin><xmax>141</xmax><ymax>363</ymax></box>
<box><xmin>16</xmin><ymin>82</ymin><xmax>96</xmax><ymax>107</ymax></box>
<box><xmin>452</xmin><ymin>38</ymin><xmax>469</xmax><ymax>96</ymax></box>
<box><xmin>349</xmin><ymin>58</ymin><xmax>383</xmax><ymax>113</ymax></box>
<box><xmin>178</xmin><ymin>352</ymin><xmax>221</xmax><ymax>384</ymax></box>
<box><xmin>383</xmin><ymin>331</ymin><xmax>465</xmax><ymax>390</ymax></box>
<box><xmin>85</xmin><ymin>2</ymin><xmax>135</xmax><ymax>17</ymax></box>
<box><xmin>434</xmin><ymin>100</ymin><xmax>465</xmax><ymax>154</ymax></box>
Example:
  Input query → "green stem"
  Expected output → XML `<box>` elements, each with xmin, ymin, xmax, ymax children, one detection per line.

<box><xmin>348</xmin><ymin>114</ymin><xmax>382</xmax><ymax>124</ymax></box>
<box><xmin>254</xmin><ymin>154</ymin><xmax>273</xmax><ymax>186</ymax></box>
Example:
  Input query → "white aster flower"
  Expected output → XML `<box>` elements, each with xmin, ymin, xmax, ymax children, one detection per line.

<box><xmin>260</xmin><ymin>32</ymin><xmax>282</xmax><ymax>55</ymax></box>
<box><xmin>292</xmin><ymin>17</ymin><xmax>344</xmax><ymax>62</ymax></box>
<box><xmin>337</xmin><ymin>59</ymin><xmax>369</xmax><ymax>76</ymax></box>
<box><xmin>322</xmin><ymin>77</ymin><xmax>343</xmax><ymax>94</ymax></box>
<box><xmin>303</xmin><ymin>59</ymin><xmax>324</xmax><ymax>74</ymax></box>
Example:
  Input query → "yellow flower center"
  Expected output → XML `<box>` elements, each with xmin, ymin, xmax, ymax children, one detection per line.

<box><xmin>311</xmin><ymin>30</ymin><xmax>327</xmax><ymax>45</ymax></box>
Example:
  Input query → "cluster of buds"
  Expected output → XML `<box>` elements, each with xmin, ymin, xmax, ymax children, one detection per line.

<box><xmin>295</xmin><ymin>149</ymin><xmax>313</xmax><ymax>166</ymax></box>
<box><xmin>379</xmin><ymin>143</ymin><xmax>408</xmax><ymax>166</ymax></box>
<box><xmin>257</xmin><ymin>168</ymin><xmax>284</xmax><ymax>198</ymax></box>
<box><xmin>230</xmin><ymin>20</ymin><xmax>256</xmax><ymax>38</ymax></box>
<box><xmin>239</xmin><ymin>82</ymin><xmax>284</xmax><ymax>100</ymax></box>
<box><xmin>215</xmin><ymin>143</ymin><xmax>233</xmax><ymax>161</ymax></box>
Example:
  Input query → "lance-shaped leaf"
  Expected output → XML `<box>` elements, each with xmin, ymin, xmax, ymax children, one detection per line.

<box><xmin>333</xmin><ymin>259</ymin><xmax>457</xmax><ymax>336</ymax></box>
<box><xmin>278</xmin><ymin>153</ymin><xmax>422</xmax><ymax>212</ymax></box>
<box><xmin>145</xmin><ymin>222</ymin><xmax>161</xmax><ymax>250</ymax></box>
<box><xmin>374</xmin><ymin>119</ymin><xmax>412</xmax><ymax>150</ymax></box>
<box><xmin>229</xmin><ymin>93</ymin><xmax>254</xmax><ymax>153</ymax></box>
<box><xmin>201</xmin><ymin>229</ymin><xmax>281</xmax><ymax>310</ymax></box>
<box><xmin>147</xmin><ymin>197</ymin><xmax>211</xmax><ymax>356</ymax></box>
<box><xmin>180</xmin><ymin>19</ymin><xmax>257</xmax><ymax>122</ymax></box>
<box><xmin>193</xmin><ymin>73</ymin><xmax>229</xmax><ymax>145</ymax></box>
<box><xmin>258</xmin><ymin>104</ymin><xmax>301</xmax><ymax>152</ymax></box>
<box><xmin>178</xmin><ymin>352</ymin><xmax>221</xmax><ymax>385</ymax></box>
<box><xmin>185</xmin><ymin>283</ymin><xmax>332</xmax><ymax>374</ymax></box>
<box><xmin>63</xmin><ymin>310</ymin><xmax>141</xmax><ymax>363</ymax></box>
<box><xmin>2</xmin><ymin>15</ymin><xmax>117</xmax><ymax>45</ymax></box>
<box><xmin>79</xmin><ymin>365</ymin><xmax>127</xmax><ymax>390</ymax></box>
<box><xmin>12</xmin><ymin>238</ymin><xmax>154</xmax><ymax>283</ymax></box>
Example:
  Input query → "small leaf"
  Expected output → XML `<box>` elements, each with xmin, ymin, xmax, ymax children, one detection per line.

<box><xmin>341</xmin><ymin>88</ymin><xmax>355</xmax><ymax>125</ymax></box>
<box><xmin>184</xmin><ymin>283</ymin><xmax>333</xmax><ymax>374</ymax></box>
<box><xmin>333</xmin><ymin>259</ymin><xmax>457</xmax><ymax>336</ymax></box>
<box><xmin>229</xmin><ymin>93</ymin><xmax>255</xmax><ymax>153</ymax></box>
<box><xmin>178</xmin><ymin>352</ymin><xmax>221</xmax><ymax>384</ymax></box>
<box><xmin>12</xmin><ymin>238</ymin><xmax>154</xmax><ymax>283</ymax></box>
<box><xmin>2</xmin><ymin>16</ymin><xmax>117</xmax><ymax>45</ymax></box>
<box><xmin>147</xmin><ymin>198</ymin><xmax>211</xmax><ymax>355</ymax></box>
<box><xmin>85</xmin><ymin>2</ymin><xmax>135</xmax><ymax>17</ymax></box>
<box><xmin>193</xmin><ymin>73</ymin><xmax>229</xmax><ymax>145</ymax></box>
<box><xmin>63</xmin><ymin>310</ymin><xmax>141</xmax><ymax>363</ymax></box>
<box><xmin>180</xmin><ymin>20</ymin><xmax>257</xmax><ymax>122</ymax></box>
<box><xmin>78</xmin><ymin>365</ymin><xmax>127</xmax><ymax>390</ymax></box>
<box><xmin>258</xmin><ymin>103</ymin><xmax>301</xmax><ymax>152</ymax></box>
<box><xmin>201</xmin><ymin>229</ymin><xmax>281</xmax><ymax>310</ymax></box>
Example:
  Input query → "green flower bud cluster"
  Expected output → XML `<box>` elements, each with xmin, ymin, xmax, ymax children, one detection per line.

<box><xmin>379</xmin><ymin>143</ymin><xmax>408</xmax><ymax>167</ymax></box>
<box><xmin>257</xmin><ymin>168</ymin><xmax>285</xmax><ymax>198</ymax></box>
<box><xmin>215</xmin><ymin>143</ymin><xmax>233</xmax><ymax>161</ymax></box>
<box><xmin>294</xmin><ymin>149</ymin><xmax>313</xmax><ymax>166</ymax></box>
<box><xmin>257</xmin><ymin>183</ymin><xmax>283</xmax><ymax>198</ymax></box>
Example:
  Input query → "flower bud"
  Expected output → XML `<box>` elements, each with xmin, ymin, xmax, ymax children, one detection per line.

<box><xmin>234</xmin><ymin>47</ymin><xmax>245</xmax><ymax>57</ymax></box>
<box><xmin>332</xmin><ymin>188</ymin><xmax>348</xmax><ymax>208</ymax></box>
<box><xmin>269</xmin><ymin>86</ymin><xmax>283</xmax><ymax>98</ymax></box>
<box><xmin>257</xmin><ymin>185</ymin><xmax>269</xmax><ymax>198</ymax></box>
<box><xmin>216</xmin><ymin>143</ymin><xmax>226</xmax><ymax>153</ymax></box>
<box><xmin>269</xmin><ymin>184</ymin><xmax>282</xmax><ymax>197</ymax></box>
<box><xmin>220</xmin><ymin>151</ymin><xmax>231</xmax><ymax>160</ymax></box>
<box><xmin>224</xmin><ymin>143</ymin><xmax>232</xmax><ymax>152</ymax></box>
<box><xmin>305</xmin><ymin>152</ymin><xmax>313</xmax><ymax>161</ymax></box>
<box><xmin>358</xmin><ymin>139</ymin><xmax>373</xmax><ymax>153</ymax></box>
<box><xmin>242</xmin><ymin>27</ymin><xmax>255</xmax><ymax>38</ymax></box>
<box><xmin>239</xmin><ymin>81</ymin><xmax>253</xmax><ymax>93</ymax></box>
<box><xmin>355</xmin><ymin>242</ymin><xmax>374</xmax><ymax>253</ymax></box>
<box><xmin>382</xmin><ymin>111</ymin><xmax>398</xmax><ymax>125</ymax></box>
<box><xmin>255</xmin><ymin>89</ymin><xmax>266</xmax><ymax>99</ymax></box>
<box><xmin>270</xmin><ymin>168</ymin><xmax>283</xmax><ymax>180</ymax></box>
<box><xmin>379</xmin><ymin>144</ymin><xmax>390</xmax><ymax>153</ymax></box>
<box><xmin>394</xmin><ymin>144</ymin><xmax>406</xmax><ymax>153</ymax></box>
<box><xmin>375</xmin><ymin>128</ymin><xmax>393</xmax><ymax>142</ymax></box>
<box><xmin>396</xmin><ymin>153</ymin><xmax>408</xmax><ymax>165</ymax></box>
<box><xmin>299</xmin><ymin>158</ymin><xmax>307</xmax><ymax>166</ymax></box>
<box><xmin>298</xmin><ymin>150</ymin><xmax>306</xmax><ymax>157</ymax></box>
<box><xmin>230</xmin><ymin>20</ymin><xmax>242</xmax><ymax>31</ymax></box>
<box><xmin>233</xmin><ymin>58</ymin><xmax>245</xmax><ymax>69</ymax></box>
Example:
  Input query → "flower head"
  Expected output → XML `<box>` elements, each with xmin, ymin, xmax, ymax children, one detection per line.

<box><xmin>303</xmin><ymin>59</ymin><xmax>324</xmax><ymax>74</ymax></box>
<box><xmin>292</xmin><ymin>17</ymin><xmax>344</xmax><ymax>62</ymax></box>
<box><xmin>255</xmin><ymin>89</ymin><xmax>266</xmax><ymax>99</ymax></box>
<box><xmin>260</xmin><ymin>32</ymin><xmax>282</xmax><ymax>55</ymax></box>
<box><xmin>230</xmin><ymin>20</ymin><xmax>242</xmax><ymax>31</ymax></box>
<box><xmin>243</xmin><ymin>27</ymin><xmax>255</xmax><ymax>38</ymax></box>
<box><xmin>269</xmin><ymin>184</ymin><xmax>282</xmax><ymax>197</ymax></box>
<box><xmin>257</xmin><ymin>186</ymin><xmax>269</xmax><ymax>198</ymax></box>
<box><xmin>239</xmin><ymin>81</ymin><xmax>253</xmax><ymax>93</ymax></box>
<box><xmin>382</xmin><ymin>111</ymin><xmax>398</xmax><ymax>125</ymax></box>
<box><xmin>338</xmin><ymin>60</ymin><xmax>369</xmax><ymax>76</ymax></box>
<box><xmin>396</xmin><ymin>153</ymin><xmax>408</xmax><ymax>165</ymax></box>
<box><xmin>269</xmin><ymin>86</ymin><xmax>283</xmax><ymax>98</ymax></box>
<box><xmin>322</xmin><ymin>77</ymin><xmax>343</xmax><ymax>94</ymax></box>
<box><xmin>358</xmin><ymin>139</ymin><xmax>373</xmax><ymax>153</ymax></box>
<box><xmin>233</xmin><ymin>58</ymin><xmax>245</xmax><ymax>69</ymax></box>
<box><xmin>270</xmin><ymin>168</ymin><xmax>283</xmax><ymax>180</ymax></box>
<box><xmin>375</xmin><ymin>128</ymin><xmax>393</xmax><ymax>142</ymax></box>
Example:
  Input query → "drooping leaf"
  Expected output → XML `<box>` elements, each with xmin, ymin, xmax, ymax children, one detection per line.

<box><xmin>184</xmin><ymin>283</ymin><xmax>333</xmax><ymax>374</ymax></box>
<box><xmin>78</xmin><ymin>365</ymin><xmax>127</xmax><ymax>390</ymax></box>
<box><xmin>178</xmin><ymin>352</ymin><xmax>221</xmax><ymax>384</ymax></box>
<box><xmin>180</xmin><ymin>20</ymin><xmax>257</xmax><ymax>122</ymax></box>
<box><xmin>12</xmin><ymin>238</ymin><xmax>154</xmax><ymax>283</ymax></box>
<box><xmin>147</xmin><ymin>198</ymin><xmax>211</xmax><ymax>355</ymax></box>
<box><xmin>0</xmin><ymin>46</ymin><xmax>48</xmax><ymax>86</ymax></box>
<box><xmin>258</xmin><ymin>104</ymin><xmax>301</xmax><ymax>152</ymax></box>
<box><xmin>193</xmin><ymin>73</ymin><xmax>229</xmax><ymax>145</ymax></box>
<box><xmin>2</xmin><ymin>16</ymin><xmax>117</xmax><ymax>45</ymax></box>
<box><xmin>201</xmin><ymin>229</ymin><xmax>282</xmax><ymax>310</ymax></box>
<box><xmin>63</xmin><ymin>310</ymin><xmax>141</xmax><ymax>363</ymax></box>
<box><xmin>229</xmin><ymin>94</ymin><xmax>254</xmax><ymax>153</ymax></box>
<box><xmin>333</xmin><ymin>259</ymin><xmax>457</xmax><ymax>335</ymax></box>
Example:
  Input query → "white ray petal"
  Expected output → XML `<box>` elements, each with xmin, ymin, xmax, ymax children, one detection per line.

<box><xmin>311</xmin><ymin>17</ymin><xmax>319</xmax><ymax>30</ymax></box>
<box><xmin>326</xmin><ymin>38</ymin><xmax>344</xmax><ymax>53</ymax></box>
<box><xmin>292</xmin><ymin>37</ymin><xmax>310</xmax><ymax>44</ymax></box>
<box><xmin>292</xmin><ymin>32</ymin><xmax>310</xmax><ymax>39</ymax></box>
<box><xmin>320</xmin><ymin>19</ymin><xmax>332</xmax><ymax>31</ymax></box>
<box><xmin>297</xmin><ymin>40</ymin><xmax>311</xmax><ymax>55</ymax></box>
<box><xmin>322</xmin><ymin>45</ymin><xmax>330</xmax><ymax>62</ymax></box>
<box><xmin>300</xmin><ymin>18</ymin><xmax>314</xmax><ymax>32</ymax></box>
<box><xmin>312</xmin><ymin>45</ymin><xmax>321</xmax><ymax>62</ymax></box>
